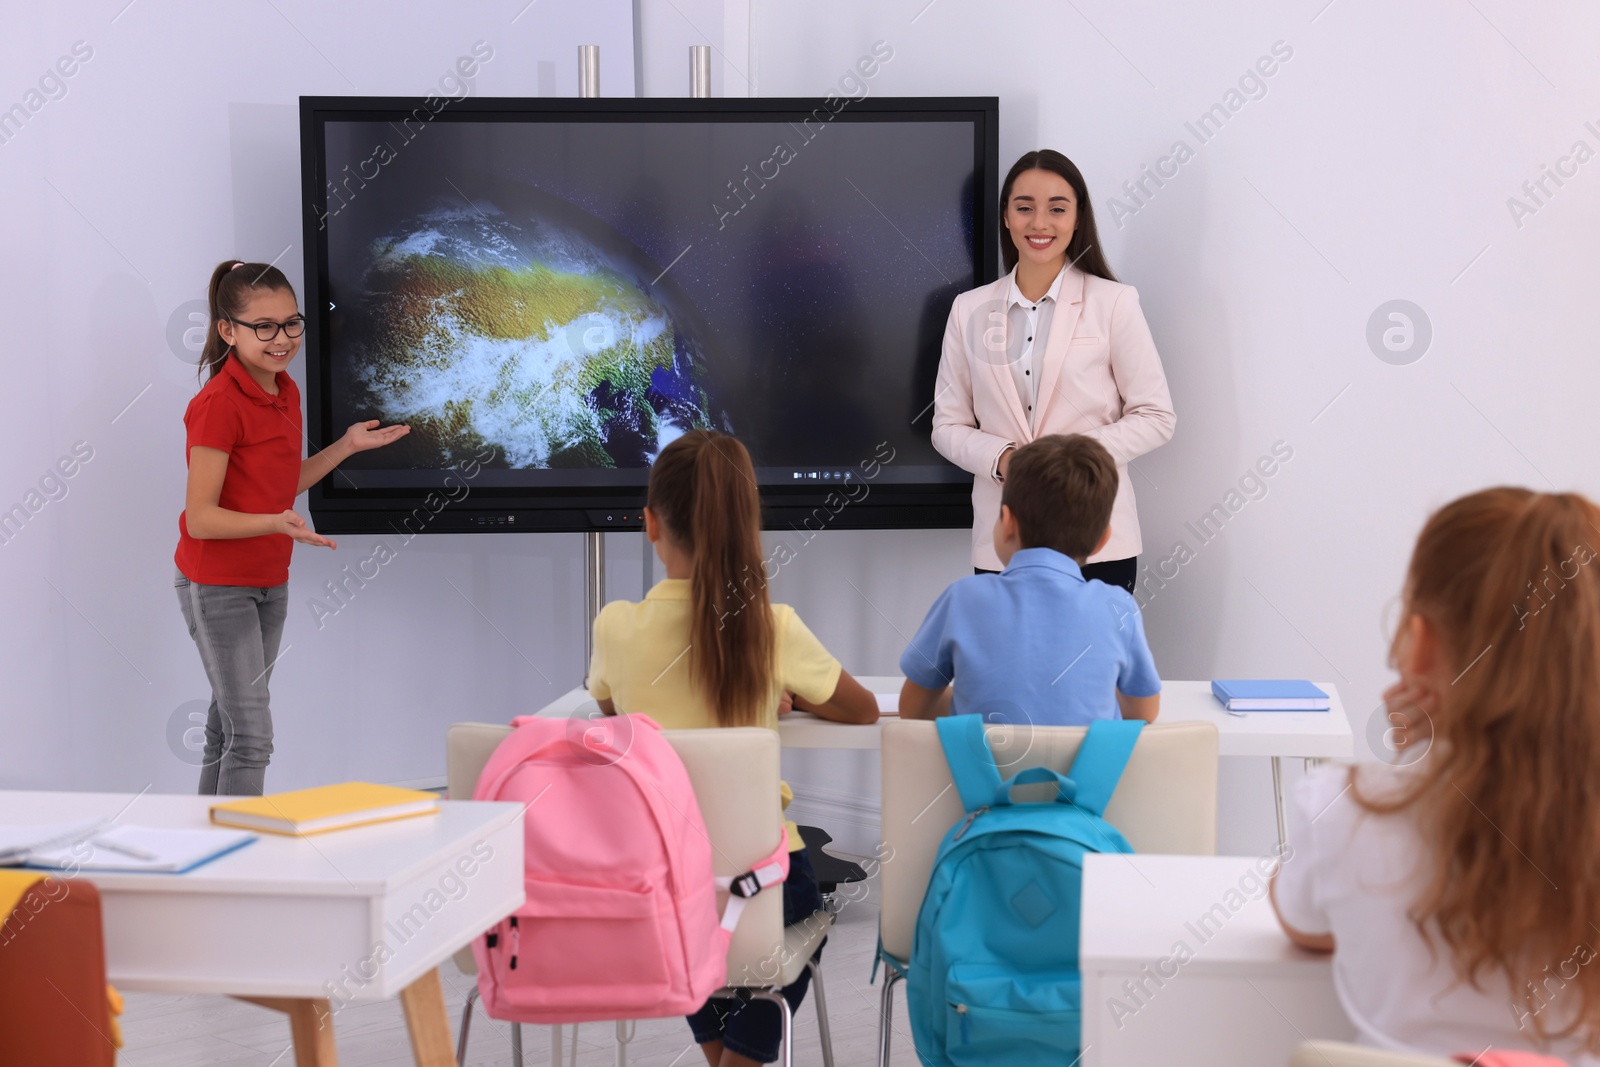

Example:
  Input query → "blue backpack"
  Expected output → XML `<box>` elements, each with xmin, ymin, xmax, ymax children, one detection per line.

<box><xmin>906</xmin><ymin>714</ymin><xmax>1144</xmax><ymax>1066</ymax></box>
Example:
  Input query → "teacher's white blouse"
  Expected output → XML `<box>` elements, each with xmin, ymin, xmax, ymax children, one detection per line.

<box><xmin>1004</xmin><ymin>265</ymin><xmax>1066</xmax><ymax>428</ymax></box>
<box><xmin>932</xmin><ymin>266</ymin><xmax>1176</xmax><ymax>571</ymax></box>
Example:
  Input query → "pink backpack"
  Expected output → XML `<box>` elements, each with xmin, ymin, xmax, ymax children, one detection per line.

<box><xmin>471</xmin><ymin>713</ymin><xmax>789</xmax><ymax>1023</ymax></box>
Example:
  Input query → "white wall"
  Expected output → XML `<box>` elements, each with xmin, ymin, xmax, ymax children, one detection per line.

<box><xmin>752</xmin><ymin>0</ymin><xmax>1600</xmax><ymax>853</ymax></box>
<box><xmin>0</xmin><ymin>0</ymin><xmax>634</xmax><ymax>793</ymax></box>
<box><xmin>6</xmin><ymin>1</ymin><xmax>1597</xmax><ymax>859</ymax></box>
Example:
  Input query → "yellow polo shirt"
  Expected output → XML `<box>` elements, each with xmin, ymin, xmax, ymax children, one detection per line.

<box><xmin>587</xmin><ymin>579</ymin><xmax>844</xmax><ymax>850</ymax></box>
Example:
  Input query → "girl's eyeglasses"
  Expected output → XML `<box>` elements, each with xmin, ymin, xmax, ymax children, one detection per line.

<box><xmin>230</xmin><ymin>317</ymin><xmax>306</xmax><ymax>342</ymax></box>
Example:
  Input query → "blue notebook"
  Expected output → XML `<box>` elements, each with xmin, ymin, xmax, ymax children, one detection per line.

<box><xmin>1211</xmin><ymin>679</ymin><xmax>1329</xmax><ymax>711</ymax></box>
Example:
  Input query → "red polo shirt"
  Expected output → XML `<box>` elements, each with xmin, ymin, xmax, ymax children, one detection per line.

<box><xmin>175</xmin><ymin>355</ymin><xmax>303</xmax><ymax>587</ymax></box>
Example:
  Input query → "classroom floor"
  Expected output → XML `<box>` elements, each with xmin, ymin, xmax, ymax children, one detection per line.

<box><xmin>116</xmin><ymin>863</ymin><xmax>917</xmax><ymax>1066</ymax></box>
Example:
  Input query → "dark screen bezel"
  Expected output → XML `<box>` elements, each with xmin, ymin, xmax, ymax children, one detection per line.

<box><xmin>298</xmin><ymin>94</ymin><xmax>998</xmax><ymax>533</ymax></box>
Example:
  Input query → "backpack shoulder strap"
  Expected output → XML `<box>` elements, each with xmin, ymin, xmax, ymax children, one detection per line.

<box><xmin>714</xmin><ymin>826</ymin><xmax>791</xmax><ymax>933</ymax></box>
<box><xmin>936</xmin><ymin>714</ymin><xmax>1004</xmax><ymax>814</ymax></box>
<box><xmin>1065</xmin><ymin>720</ymin><xmax>1145</xmax><ymax>816</ymax></box>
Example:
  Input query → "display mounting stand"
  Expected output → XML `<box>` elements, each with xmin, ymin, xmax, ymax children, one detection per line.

<box><xmin>583</xmin><ymin>531</ymin><xmax>605</xmax><ymax>679</ymax></box>
<box><xmin>579</xmin><ymin>44</ymin><xmax>605</xmax><ymax>688</ymax></box>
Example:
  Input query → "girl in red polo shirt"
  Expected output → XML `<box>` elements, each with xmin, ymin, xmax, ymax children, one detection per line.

<box><xmin>176</xmin><ymin>260</ymin><xmax>408</xmax><ymax>796</ymax></box>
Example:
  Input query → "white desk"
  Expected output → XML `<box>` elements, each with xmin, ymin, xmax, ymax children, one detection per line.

<box><xmin>536</xmin><ymin>676</ymin><xmax>1354</xmax><ymax>846</ymax></box>
<box><xmin>0</xmin><ymin>790</ymin><xmax>524</xmax><ymax>1066</ymax></box>
<box><xmin>1080</xmin><ymin>854</ymin><xmax>1355</xmax><ymax>1066</ymax></box>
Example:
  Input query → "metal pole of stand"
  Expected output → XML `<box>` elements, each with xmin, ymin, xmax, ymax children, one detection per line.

<box><xmin>642</xmin><ymin>528</ymin><xmax>653</xmax><ymax>597</ymax></box>
<box><xmin>690</xmin><ymin>45</ymin><xmax>712</xmax><ymax>98</ymax></box>
<box><xmin>577</xmin><ymin>46</ymin><xmax>604</xmax><ymax>677</ymax></box>
<box><xmin>584</xmin><ymin>531</ymin><xmax>605</xmax><ymax>678</ymax></box>
<box><xmin>578</xmin><ymin>44</ymin><xmax>600</xmax><ymax>98</ymax></box>
<box><xmin>625</xmin><ymin>51</ymin><xmax>710</xmax><ymax>601</ymax></box>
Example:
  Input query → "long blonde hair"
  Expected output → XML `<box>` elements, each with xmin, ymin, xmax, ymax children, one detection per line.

<box><xmin>1359</xmin><ymin>487</ymin><xmax>1600</xmax><ymax>1046</ymax></box>
<box><xmin>646</xmin><ymin>430</ymin><xmax>774</xmax><ymax>727</ymax></box>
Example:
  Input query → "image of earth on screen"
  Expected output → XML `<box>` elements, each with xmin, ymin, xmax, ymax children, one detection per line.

<box><xmin>319</xmin><ymin>116</ymin><xmax>977</xmax><ymax>488</ymax></box>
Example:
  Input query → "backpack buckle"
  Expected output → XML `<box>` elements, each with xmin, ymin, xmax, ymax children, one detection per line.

<box><xmin>728</xmin><ymin>870</ymin><xmax>762</xmax><ymax>898</ymax></box>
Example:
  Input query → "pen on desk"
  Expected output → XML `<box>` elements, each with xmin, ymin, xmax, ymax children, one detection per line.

<box><xmin>90</xmin><ymin>835</ymin><xmax>158</xmax><ymax>861</ymax></box>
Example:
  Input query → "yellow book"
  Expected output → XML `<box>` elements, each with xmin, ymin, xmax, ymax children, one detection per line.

<box><xmin>210</xmin><ymin>782</ymin><xmax>439</xmax><ymax>836</ymax></box>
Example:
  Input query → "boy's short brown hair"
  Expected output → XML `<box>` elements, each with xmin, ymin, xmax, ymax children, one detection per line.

<box><xmin>1000</xmin><ymin>434</ymin><xmax>1118</xmax><ymax>561</ymax></box>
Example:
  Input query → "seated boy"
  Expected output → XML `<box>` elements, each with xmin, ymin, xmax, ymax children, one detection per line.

<box><xmin>899</xmin><ymin>433</ymin><xmax>1161</xmax><ymax>724</ymax></box>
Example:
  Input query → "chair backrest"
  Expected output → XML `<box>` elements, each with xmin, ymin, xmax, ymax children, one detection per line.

<box><xmin>657</xmin><ymin>727</ymin><xmax>787</xmax><ymax>982</ymax></box>
<box><xmin>446</xmin><ymin>723</ymin><xmax>512</xmax><ymax>977</ymax></box>
<box><xmin>1290</xmin><ymin>1041</ymin><xmax>1460</xmax><ymax>1067</ymax></box>
<box><xmin>445</xmin><ymin>721</ymin><xmax>786</xmax><ymax>982</ymax></box>
<box><xmin>447</xmin><ymin>722</ymin><xmax>512</xmax><ymax>801</ymax></box>
<box><xmin>878</xmin><ymin>718</ymin><xmax>1219</xmax><ymax>962</ymax></box>
<box><xmin>0</xmin><ymin>872</ymin><xmax>118</xmax><ymax>1067</ymax></box>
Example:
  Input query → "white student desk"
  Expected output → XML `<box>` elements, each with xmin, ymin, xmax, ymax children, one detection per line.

<box><xmin>1080</xmin><ymin>854</ymin><xmax>1355</xmax><ymax>1066</ymax></box>
<box><xmin>0</xmin><ymin>790</ymin><xmax>524</xmax><ymax>1067</ymax></box>
<box><xmin>535</xmin><ymin>676</ymin><xmax>1354</xmax><ymax>848</ymax></box>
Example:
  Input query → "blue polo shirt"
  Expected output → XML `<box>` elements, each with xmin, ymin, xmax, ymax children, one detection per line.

<box><xmin>899</xmin><ymin>548</ymin><xmax>1161</xmax><ymax>726</ymax></box>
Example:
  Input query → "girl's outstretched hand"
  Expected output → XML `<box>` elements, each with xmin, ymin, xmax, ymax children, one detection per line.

<box><xmin>275</xmin><ymin>509</ymin><xmax>337</xmax><ymax>549</ymax></box>
<box><xmin>342</xmin><ymin>420</ymin><xmax>410</xmax><ymax>453</ymax></box>
<box><xmin>777</xmin><ymin>690</ymin><xmax>795</xmax><ymax>716</ymax></box>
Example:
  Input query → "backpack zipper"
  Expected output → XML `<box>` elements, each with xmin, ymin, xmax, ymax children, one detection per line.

<box><xmin>508</xmin><ymin>915</ymin><xmax>519</xmax><ymax>970</ymax></box>
<box><xmin>953</xmin><ymin>1002</ymin><xmax>969</xmax><ymax>1044</ymax></box>
<box><xmin>952</xmin><ymin>806</ymin><xmax>990</xmax><ymax>842</ymax></box>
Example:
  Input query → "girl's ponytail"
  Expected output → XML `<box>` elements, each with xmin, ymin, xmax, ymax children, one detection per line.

<box><xmin>648</xmin><ymin>431</ymin><xmax>774</xmax><ymax>727</ymax></box>
<box><xmin>199</xmin><ymin>260</ymin><xmax>296</xmax><ymax>381</ymax></box>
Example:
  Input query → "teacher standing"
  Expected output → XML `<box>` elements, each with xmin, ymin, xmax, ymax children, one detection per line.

<box><xmin>932</xmin><ymin>149</ymin><xmax>1176</xmax><ymax>591</ymax></box>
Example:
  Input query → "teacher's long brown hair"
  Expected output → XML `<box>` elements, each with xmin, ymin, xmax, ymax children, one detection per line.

<box><xmin>647</xmin><ymin>430</ymin><xmax>775</xmax><ymax>728</ymax></box>
<box><xmin>1359</xmin><ymin>487</ymin><xmax>1600</xmax><ymax>1050</ymax></box>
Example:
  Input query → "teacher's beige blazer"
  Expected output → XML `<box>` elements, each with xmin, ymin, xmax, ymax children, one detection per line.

<box><xmin>932</xmin><ymin>267</ymin><xmax>1176</xmax><ymax>571</ymax></box>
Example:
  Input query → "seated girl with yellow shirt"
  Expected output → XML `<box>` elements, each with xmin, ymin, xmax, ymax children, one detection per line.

<box><xmin>587</xmin><ymin>428</ymin><xmax>877</xmax><ymax>1067</ymax></box>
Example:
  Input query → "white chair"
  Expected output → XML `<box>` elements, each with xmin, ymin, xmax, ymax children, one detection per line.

<box><xmin>1290</xmin><ymin>1041</ymin><xmax>1461</xmax><ymax>1066</ymax></box>
<box><xmin>447</xmin><ymin>722</ymin><xmax>617</xmax><ymax>1066</ymax></box>
<box><xmin>446</xmin><ymin>721</ymin><xmax>835</xmax><ymax>1067</ymax></box>
<box><xmin>675</xmin><ymin>726</ymin><xmax>835</xmax><ymax>1067</ymax></box>
<box><xmin>446</xmin><ymin>721</ymin><xmax>531</xmax><ymax>1066</ymax></box>
<box><xmin>874</xmin><ymin>718</ymin><xmax>1220</xmax><ymax>1067</ymax></box>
